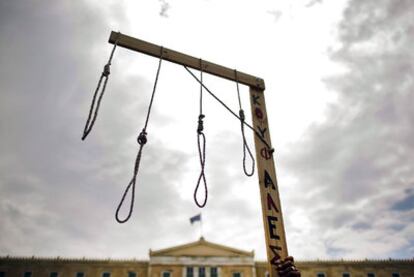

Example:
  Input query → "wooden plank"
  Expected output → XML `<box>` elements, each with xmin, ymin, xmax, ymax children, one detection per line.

<box><xmin>249</xmin><ymin>86</ymin><xmax>288</xmax><ymax>277</ymax></box>
<box><xmin>108</xmin><ymin>31</ymin><xmax>265</xmax><ymax>90</ymax></box>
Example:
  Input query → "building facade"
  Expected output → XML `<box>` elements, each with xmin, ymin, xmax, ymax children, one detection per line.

<box><xmin>1</xmin><ymin>237</ymin><xmax>413</xmax><ymax>277</ymax></box>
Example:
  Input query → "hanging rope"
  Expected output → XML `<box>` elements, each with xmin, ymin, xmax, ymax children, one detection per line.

<box><xmin>183</xmin><ymin>66</ymin><xmax>274</xmax><ymax>154</ymax></box>
<box><xmin>82</xmin><ymin>32</ymin><xmax>120</xmax><ymax>141</ymax></box>
<box><xmin>235</xmin><ymin>70</ymin><xmax>255</xmax><ymax>177</ymax></box>
<box><xmin>194</xmin><ymin>59</ymin><xmax>208</xmax><ymax>208</ymax></box>
<box><xmin>115</xmin><ymin>47</ymin><xmax>164</xmax><ymax>223</ymax></box>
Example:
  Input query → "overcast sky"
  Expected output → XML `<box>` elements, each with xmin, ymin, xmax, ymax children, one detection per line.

<box><xmin>0</xmin><ymin>0</ymin><xmax>413</xmax><ymax>261</ymax></box>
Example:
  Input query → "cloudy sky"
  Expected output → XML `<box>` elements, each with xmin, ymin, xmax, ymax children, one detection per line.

<box><xmin>0</xmin><ymin>0</ymin><xmax>413</xmax><ymax>261</ymax></box>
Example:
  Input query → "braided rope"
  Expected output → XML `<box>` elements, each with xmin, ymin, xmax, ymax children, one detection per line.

<box><xmin>235</xmin><ymin>70</ymin><xmax>255</xmax><ymax>176</ymax></box>
<box><xmin>194</xmin><ymin>59</ymin><xmax>208</xmax><ymax>208</ymax></box>
<box><xmin>82</xmin><ymin>33</ymin><xmax>120</xmax><ymax>140</ymax></box>
<box><xmin>194</xmin><ymin>128</ymin><xmax>207</xmax><ymax>207</ymax></box>
<box><xmin>183</xmin><ymin>66</ymin><xmax>274</xmax><ymax>152</ymax></box>
<box><xmin>115</xmin><ymin>48</ymin><xmax>164</xmax><ymax>223</ymax></box>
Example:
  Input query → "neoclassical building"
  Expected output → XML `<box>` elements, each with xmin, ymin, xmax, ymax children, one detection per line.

<box><xmin>0</xmin><ymin>237</ymin><xmax>413</xmax><ymax>277</ymax></box>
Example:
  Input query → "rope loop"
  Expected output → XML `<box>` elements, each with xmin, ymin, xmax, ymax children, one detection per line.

<box><xmin>115</xmin><ymin>43</ymin><xmax>164</xmax><ymax>223</ymax></box>
<box><xmin>240</xmin><ymin>119</ymin><xmax>255</xmax><ymax>177</ymax></box>
<box><xmin>194</xmin><ymin>131</ymin><xmax>207</xmax><ymax>208</ymax></box>
<box><xmin>193</xmin><ymin>61</ymin><xmax>208</xmax><ymax>208</ymax></box>
<box><xmin>81</xmin><ymin>32</ymin><xmax>120</xmax><ymax>141</ymax></box>
<box><xmin>235</xmin><ymin>69</ymin><xmax>255</xmax><ymax>177</ymax></box>
<box><xmin>115</xmin><ymin>142</ymin><xmax>144</xmax><ymax>223</ymax></box>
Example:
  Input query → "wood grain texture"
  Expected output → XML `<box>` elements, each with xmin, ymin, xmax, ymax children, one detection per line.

<box><xmin>108</xmin><ymin>31</ymin><xmax>265</xmax><ymax>90</ymax></box>
<box><xmin>249</xmin><ymin>87</ymin><xmax>288</xmax><ymax>277</ymax></box>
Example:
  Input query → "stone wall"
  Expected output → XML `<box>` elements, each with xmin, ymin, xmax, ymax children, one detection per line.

<box><xmin>256</xmin><ymin>260</ymin><xmax>414</xmax><ymax>277</ymax></box>
<box><xmin>1</xmin><ymin>257</ymin><xmax>413</xmax><ymax>277</ymax></box>
<box><xmin>0</xmin><ymin>257</ymin><xmax>148</xmax><ymax>277</ymax></box>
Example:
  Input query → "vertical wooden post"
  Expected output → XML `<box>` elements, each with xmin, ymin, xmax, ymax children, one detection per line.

<box><xmin>249</xmin><ymin>86</ymin><xmax>288</xmax><ymax>277</ymax></box>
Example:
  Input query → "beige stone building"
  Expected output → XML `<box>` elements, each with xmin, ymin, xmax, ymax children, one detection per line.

<box><xmin>1</xmin><ymin>237</ymin><xmax>413</xmax><ymax>277</ymax></box>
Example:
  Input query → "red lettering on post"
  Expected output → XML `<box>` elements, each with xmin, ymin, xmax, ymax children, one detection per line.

<box><xmin>261</xmin><ymin>147</ymin><xmax>272</xmax><ymax>160</ymax></box>
<box><xmin>255</xmin><ymin>107</ymin><xmax>264</xmax><ymax>119</ymax></box>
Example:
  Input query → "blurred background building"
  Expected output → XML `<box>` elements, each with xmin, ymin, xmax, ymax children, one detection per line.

<box><xmin>0</xmin><ymin>237</ymin><xmax>412</xmax><ymax>277</ymax></box>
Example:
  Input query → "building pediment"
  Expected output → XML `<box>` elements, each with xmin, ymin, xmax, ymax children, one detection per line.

<box><xmin>150</xmin><ymin>237</ymin><xmax>254</xmax><ymax>258</ymax></box>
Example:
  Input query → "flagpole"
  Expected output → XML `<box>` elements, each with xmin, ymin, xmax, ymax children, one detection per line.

<box><xmin>200</xmin><ymin>213</ymin><xmax>203</xmax><ymax>238</ymax></box>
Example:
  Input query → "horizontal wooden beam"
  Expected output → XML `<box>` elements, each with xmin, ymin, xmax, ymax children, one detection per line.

<box><xmin>108</xmin><ymin>31</ymin><xmax>265</xmax><ymax>90</ymax></box>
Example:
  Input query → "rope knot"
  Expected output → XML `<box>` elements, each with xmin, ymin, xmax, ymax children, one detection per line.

<box><xmin>197</xmin><ymin>114</ymin><xmax>205</xmax><ymax>134</ymax></box>
<box><xmin>103</xmin><ymin>63</ymin><xmax>111</xmax><ymax>77</ymax></box>
<box><xmin>137</xmin><ymin>130</ymin><xmax>148</xmax><ymax>145</ymax></box>
<box><xmin>239</xmin><ymin>109</ymin><xmax>245</xmax><ymax>122</ymax></box>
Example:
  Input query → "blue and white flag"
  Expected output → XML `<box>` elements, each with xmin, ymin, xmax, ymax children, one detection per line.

<box><xmin>190</xmin><ymin>213</ymin><xmax>201</xmax><ymax>224</ymax></box>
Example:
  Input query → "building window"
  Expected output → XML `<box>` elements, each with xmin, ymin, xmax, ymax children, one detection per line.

<box><xmin>232</xmin><ymin>272</ymin><xmax>241</xmax><ymax>277</ymax></box>
<box><xmin>343</xmin><ymin>273</ymin><xmax>351</xmax><ymax>277</ymax></box>
<box><xmin>186</xmin><ymin>267</ymin><xmax>194</xmax><ymax>277</ymax></box>
<box><xmin>129</xmin><ymin>272</ymin><xmax>137</xmax><ymax>277</ymax></box>
<box><xmin>367</xmin><ymin>274</ymin><xmax>375</xmax><ymax>277</ymax></box>
<box><xmin>317</xmin><ymin>273</ymin><xmax>326</xmax><ymax>277</ymax></box>
<box><xmin>50</xmin><ymin>273</ymin><xmax>58</xmax><ymax>277</ymax></box>
<box><xmin>199</xmin><ymin>268</ymin><xmax>206</xmax><ymax>277</ymax></box>
<box><xmin>162</xmin><ymin>272</ymin><xmax>171</xmax><ymax>277</ymax></box>
<box><xmin>392</xmin><ymin>274</ymin><xmax>400</xmax><ymax>277</ymax></box>
<box><xmin>76</xmin><ymin>273</ymin><xmax>84</xmax><ymax>277</ymax></box>
<box><xmin>24</xmin><ymin>272</ymin><xmax>32</xmax><ymax>277</ymax></box>
<box><xmin>102</xmin><ymin>273</ymin><xmax>111</xmax><ymax>277</ymax></box>
<box><xmin>210</xmin><ymin>267</ymin><xmax>218</xmax><ymax>277</ymax></box>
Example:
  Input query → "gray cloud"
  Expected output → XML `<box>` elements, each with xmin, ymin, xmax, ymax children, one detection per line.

<box><xmin>159</xmin><ymin>0</ymin><xmax>171</xmax><ymax>18</ymax></box>
<box><xmin>281</xmin><ymin>0</ymin><xmax>414</xmax><ymax>258</ymax></box>
<box><xmin>0</xmin><ymin>0</ymin><xmax>193</xmax><ymax>258</ymax></box>
<box><xmin>267</xmin><ymin>10</ymin><xmax>283</xmax><ymax>23</ymax></box>
<box><xmin>305</xmin><ymin>0</ymin><xmax>323</xmax><ymax>8</ymax></box>
<box><xmin>1</xmin><ymin>0</ymin><xmax>413</xmax><ymax>262</ymax></box>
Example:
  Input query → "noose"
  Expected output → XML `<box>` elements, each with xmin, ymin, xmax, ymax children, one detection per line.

<box><xmin>184</xmin><ymin>66</ymin><xmax>273</xmax><ymax>152</ymax></box>
<box><xmin>194</xmin><ymin>59</ymin><xmax>208</xmax><ymax>208</ymax></box>
<box><xmin>82</xmin><ymin>32</ymin><xmax>120</xmax><ymax>140</ymax></box>
<box><xmin>115</xmin><ymin>47</ymin><xmax>164</xmax><ymax>223</ymax></box>
<box><xmin>235</xmin><ymin>70</ymin><xmax>255</xmax><ymax>177</ymax></box>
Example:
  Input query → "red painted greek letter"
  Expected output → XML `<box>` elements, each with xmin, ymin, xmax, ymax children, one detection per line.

<box><xmin>255</xmin><ymin>107</ymin><xmax>264</xmax><ymax>119</ymax></box>
<box><xmin>261</xmin><ymin>147</ymin><xmax>272</xmax><ymax>160</ymax></box>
